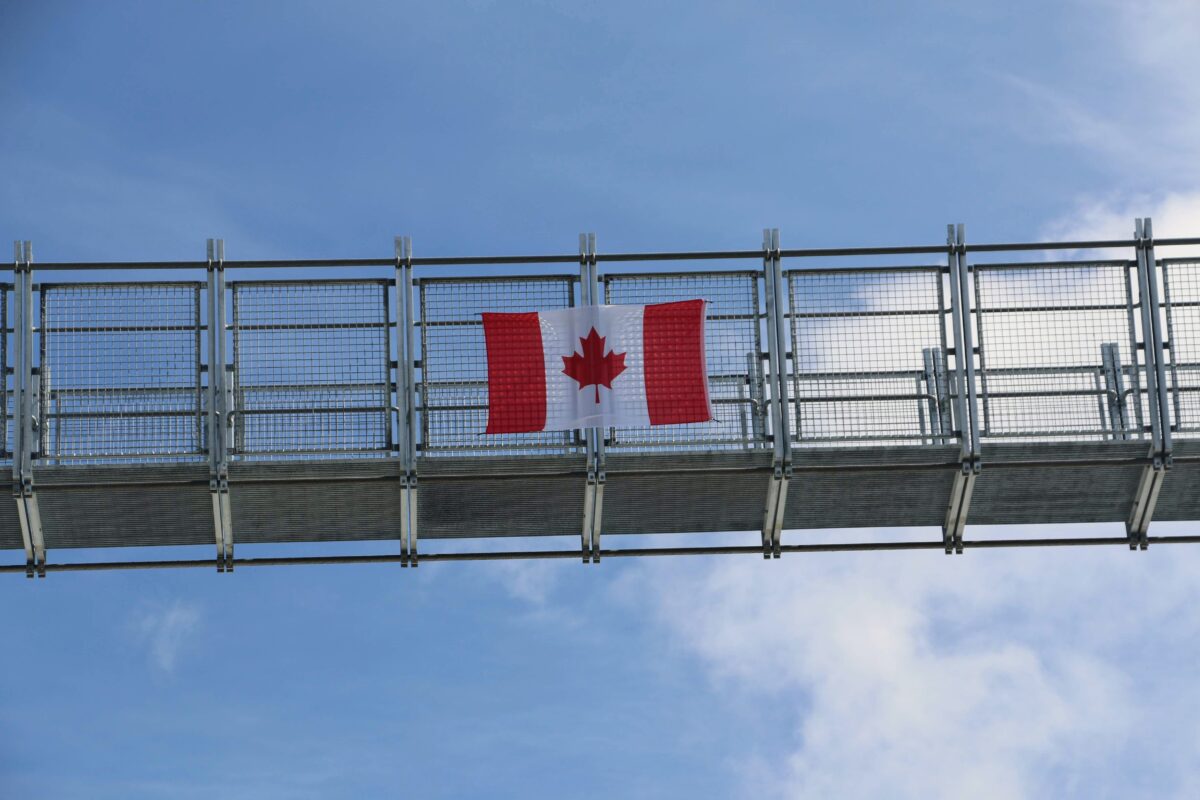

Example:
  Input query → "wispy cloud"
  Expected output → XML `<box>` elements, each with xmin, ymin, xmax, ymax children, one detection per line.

<box><xmin>994</xmin><ymin>0</ymin><xmax>1200</xmax><ymax>187</ymax></box>
<box><xmin>994</xmin><ymin>73</ymin><xmax>1146</xmax><ymax>168</ymax></box>
<box><xmin>619</xmin><ymin>543</ymin><xmax>1200</xmax><ymax>798</ymax></box>
<box><xmin>1044</xmin><ymin>191</ymin><xmax>1200</xmax><ymax>256</ymax></box>
<box><xmin>131</xmin><ymin>599</ymin><xmax>203</xmax><ymax>675</ymax></box>
<box><xmin>992</xmin><ymin>0</ymin><xmax>1200</xmax><ymax>254</ymax></box>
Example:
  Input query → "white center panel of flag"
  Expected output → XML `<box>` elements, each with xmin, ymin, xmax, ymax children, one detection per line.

<box><xmin>540</xmin><ymin>305</ymin><xmax>652</xmax><ymax>431</ymax></box>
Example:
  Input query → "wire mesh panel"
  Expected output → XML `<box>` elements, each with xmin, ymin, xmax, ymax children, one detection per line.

<box><xmin>602</xmin><ymin>271</ymin><xmax>764</xmax><ymax>451</ymax></box>
<box><xmin>1161</xmin><ymin>260</ymin><xmax>1200</xmax><ymax>437</ymax></box>
<box><xmin>231</xmin><ymin>280</ymin><xmax>391</xmax><ymax>457</ymax></box>
<box><xmin>972</xmin><ymin>262</ymin><xmax>1148</xmax><ymax>442</ymax></box>
<box><xmin>419</xmin><ymin>276</ymin><xmax>578</xmax><ymax>455</ymax></box>
<box><xmin>787</xmin><ymin>267</ymin><xmax>952</xmax><ymax>446</ymax></box>
<box><xmin>39</xmin><ymin>283</ymin><xmax>204</xmax><ymax>461</ymax></box>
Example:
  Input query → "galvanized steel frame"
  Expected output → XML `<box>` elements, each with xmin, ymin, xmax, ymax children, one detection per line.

<box><xmin>761</xmin><ymin>228</ymin><xmax>790</xmax><ymax>557</ymax></box>
<box><xmin>395</xmin><ymin>236</ymin><xmax>418</xmax><ymax>565</ymax></box>
<box><xmin>580</xmin><ymin>233</ymin><xmax>602</xmax><ymax>563</ymax></box>
<box><xmin>1127</xmin><ymin>219</ymin><xmax>1172</xmax><ymax>548</ymax></box>
<box><xmin>5</xmin><ymin>220</ymin><xmax>1200</xmax><ymax>575</ymax></box>
<box><xmin>205</xmin><ymin>239</ymin><xmax>234</xmax><ymax>570</ymax></box>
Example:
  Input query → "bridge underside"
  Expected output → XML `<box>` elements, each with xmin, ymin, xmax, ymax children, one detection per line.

<box><xmin>5</xmin><ymin>441</ymin><xmax>1199</xmax><ymax>553</ymax></box>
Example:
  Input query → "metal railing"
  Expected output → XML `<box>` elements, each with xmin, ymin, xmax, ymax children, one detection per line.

<box><xmin>5</xmin><ymin>224</ymin><xmax>1200</xmax><ymax>575</ymax></box>
<box><xmin>4</xmin><ymin>226</ymin><xmax>1199</xmax><ymax>469</ymax></box>
<box><xmin>971</xmin><ymin>260</ymin><xmax>1152</xmax><ymax>442</ymax></box>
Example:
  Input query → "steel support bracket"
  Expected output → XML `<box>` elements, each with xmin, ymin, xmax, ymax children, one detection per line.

<box><xmin>398</xmin><ymin>472</ymin><xmax>411</xmax><ymax>567</ymax></box>
<box><xmin>15</xmin><ymin>485</ymin><xmax>45</xmax><ymax>578</ymax></box>
<box><xmin>206</xmin><ymin>239</ymin><xmax>234</xmax><ymax>572</ymax></box>
<box><xmin>1126</xmin><ymin>218</ymin><xmax>1170</xmax><ymax>550</ymax></box>
<box><xmin>578</xmin><ymin>233</ymin><xmax>603</xmax><ymax>563</ymax></box>
<box><xmin>12</xmin><ymin>483</ymin><xmax>32</xmax><ymax>577</ymax></box>
<box><xmin>1127</xmin><ymin>465</ymin><xmax>1162</xmax><ymax>551</ymax></box>
<box><xmin>1100</xmin><ymin>343</ymin><xmax>1130</xmax><ymax>439</ymax></box>
<box><xmin>943</xmin><ymin>224</ymin><xmax>979</xmax><ymax>554</ymax></box>
<box><xmin>771</xmin><ymin>465</ymin><xmax>790</xmax><ymax>558</ymax></box>
<box><xmin>395</xmin><ymin>236</ymin><xmax>420</xmax><ymax>567</ymax></box>
<box><xmin>12</xmin><ymin>241</ymin><xmax>46</xmax><ymax>577</ymax></box>
<box><xmin>208</xmin><ymin>477</ymin><xmax>233</xmax><ymax>571</ymax></box>
<box><xmin>943</xmin><ymin>462</ymin><xmax>978</xmax><ymax>555</ymax></box>
<box><xmin>409</xmin><ymin>477</ymin><xmax>420</xmax><ymax>567</ymax></box>
<box><xmin>590</xmin><ymin>466</ymin><xmax>605</xmax><ymax>563</ymax></box>
<box><xmin>760</xmin><ymin>228</ymin><xmax>789</xmax><ymax>558</ymax></box>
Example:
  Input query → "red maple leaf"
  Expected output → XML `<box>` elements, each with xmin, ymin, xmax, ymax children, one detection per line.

<box><xmin>562</xmin><ymin>328</ymin><xmax>627</xmax><ymax>403</ymax></box>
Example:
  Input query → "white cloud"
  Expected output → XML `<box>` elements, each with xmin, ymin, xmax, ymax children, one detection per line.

<box><xmin>619</xmin><ymin>545</ymin><xmax>1200</xmax><ymax>799</ymax></box>
<box><xmin>131</xmin><ymin>599</ymin><xmax>203</xmax><ymax>675</ymax></box>
<box><xmin>1045</xmin><ymin>191</ymin><xmax>1200</xmax><ymax>258</ymax></box>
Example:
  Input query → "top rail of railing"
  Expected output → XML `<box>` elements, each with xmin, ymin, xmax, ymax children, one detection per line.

<box><xmin>11</xmin><ymin>236</ymin><xmax>1200</xmax><ymax>271</ymax></box>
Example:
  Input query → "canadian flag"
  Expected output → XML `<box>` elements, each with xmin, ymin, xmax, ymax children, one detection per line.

<box><xmin>483</xmin><ymin>299</ymin><xmax>712</xmax><ymax>434</ymax></box>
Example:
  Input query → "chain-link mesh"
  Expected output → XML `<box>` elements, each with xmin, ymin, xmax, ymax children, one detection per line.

<box><xmin>419</xmin><ymin>276</ymin><xmax>579</xmax><ymax>455</ymax></box>
<box><xmin>603</xmin><ymin>271</ymin><xmax>764</xmax><ymax>451</ymax></box>
<box><xmin>39</xmin><ymin>283</ymin><xmax>204</xmax><ymax>460</ymax></box>
<box><xmin>787</xmin><ymin>268</ymin><xmax>953</xmax><ymax>446</ymax></box>
<box><xmin>231</xmin><ymin>281</ymin><xmax>391</xmax><ymax>457</ymax></box>
<box><xmin>1161</xmin><ymin>260</ymin><xmax>1200</xmax><ymax>437</ymax></box>
<box><xmin>972</xmin><ymin>262</ymin><xmax>1148</xmax><ymax>442</ymax></box>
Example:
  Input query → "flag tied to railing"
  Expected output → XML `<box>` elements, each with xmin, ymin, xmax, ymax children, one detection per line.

<box><xmin>483</xmin><ymin>299</ymin><xmax>712</xmax><ymax>433</ymax></box>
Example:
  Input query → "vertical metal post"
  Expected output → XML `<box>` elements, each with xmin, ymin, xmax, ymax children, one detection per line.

<box><xmin>578</xmin><ymin>233</ymin><xmax>603</xmax><ymax>564</ymax></box>
<box><xmin>19</xmin><ymin>241</ymin><xmax>44</xmax><ymax>576</ymax></box>
<box><xmin>957</xmin><ymin>226</ymin><xmax>981</xmax><ymax>467</ymax></box>
<box><xmin>404</xmin><ymin>243</ymin><xmax>418</xmax><ymax>566</ymax></box>
<box><xmin>1159</xmin><ymin>261</ymin><xmax>1183</xmax><ymax>431</ymax></box>
<box><xmin>921</xmin><ymin>348</ymin><xmax>939</xmax><ymax>441</ymax></box>
<box><xmin>916</xmin><ymin>374</ymin><xmax>929</xmax><ymax>444</ymax></box>
<box><xmin>588</xmin><ymin>233</ymin><xmax>604</xmax><ymax>563</ymax></box>
<box><xmin>1101</xmin><ymin>343</ymin><xmax>1129</xmax><ymax>440</ymax></box>
<box><xmin>395</xmin><ymin>235</ymin><xmax>417</xmax><ymax>566</ymax></box>
<box><xmin>761</xmin><ymin>232</ymin><xmax>785</xmax><ymax>468</ymax></box>
<box><xmin>942</xmin><ymin>224</ymin><xmax>977</xmax><ymax>554</ymax></box>
<box><xmin>1143</xmin><ymin>219</ymin><xmax>1172</xmax><ymax>463</ymax></box>
<box><xmin>946</xmin><ymin>228</ymin><xmax>969</xmax><ymax>464</ymax></box>
<box><xmin>394</xmin><ymin>237</ymin><xmax>409</xmax><ymax>566</ymax></box>
<box><xmin>38</xmin><ymin>285</ymin><xmax>48</xmax><ymax>461</ymax></box>
<box><xmin>1128</xmin><ymin>218</ymin><xmax>1165</xmax><ymax>549</ymax></box>
<box><xmin>205</xmin><ymin>242</ymin><xmax>219</xmax><ymax>568</ymax></box>
<box><xmin>206</xmin><ymin>239</ymin><xmax>232</xmax><ymax>571</ymax></box>
<box><xmin>1123</xmin><ymin>264</ymin><xmax>1147</xmax><ymax>436</ymax></box>
<box><xmin>955</xmin><ymin>225</ymin><xmax>979</xmax><ymax>553</ymax></box>
<box><xmin>761</xmin><ymin>231</ymin><xmax>780</xmax><ymax>557</ymax></box>
<box><xmin>11</xmin><ymin>243</ymin><xmax>29</xmax><ymax>570</ymax></box>
<box><xmin>933</xmin><ymin>348</ymin><xmax>952</xmax><ymax>443</ymax></box>
<box><xmin>12</xmin><ymin>242</ymin><xmax>37</xmax><ymax>576</ymax></box>
<box><xmin>217</xmin><ymin>241</ymin><xmax>234</xmax><ymax>569</ymax></box>
<box><xmin>769</xmin><ymin>229</ymin><xmax>789</xmax><ymax>556</ymax></box>
<box><xmin>943</xmin><ymin>228</ymin><xmax>964</xmax><ymax>553</ymax></box>
<box><xmin>1094</xmin><ymin>366</ymin><xmax>1111</xmax><ymax>438</ymax></box>
<box><xmin>746</xmin><ymin>352</ymin><xmax>766</xmax><ymax>442</ymax></box>
<box><xmin>1134</xmin><ymin>219</ymin><xmax>1162</xmax><ymax>457</ymax></box>
<box><xmin>760</xmin><ymin>229</ymin><xmax>788</xmax><ymax>558</ymax></box>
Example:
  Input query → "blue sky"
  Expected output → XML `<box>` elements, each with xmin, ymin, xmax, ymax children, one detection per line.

<box><xmin>3</xmin><ymin>1</ymin><xmax>1200</xmax><ymax>798</ymax></box>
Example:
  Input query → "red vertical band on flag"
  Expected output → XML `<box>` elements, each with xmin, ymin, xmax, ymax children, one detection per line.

<box><xmin>643</xmin><ymin>299</ymin><xmax>711</xmax><ymax>425</ymax></box>
<box><xmin>483</xmin><ymin>312</ymin><xmax>547</xmax><ymax>434</ymax></box>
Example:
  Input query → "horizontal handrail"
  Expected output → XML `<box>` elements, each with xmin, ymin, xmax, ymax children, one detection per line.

<box><xmin>10</xmin><ymin>235</ymin><xmax>1200</xmax><ymax>273</ymax></box>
